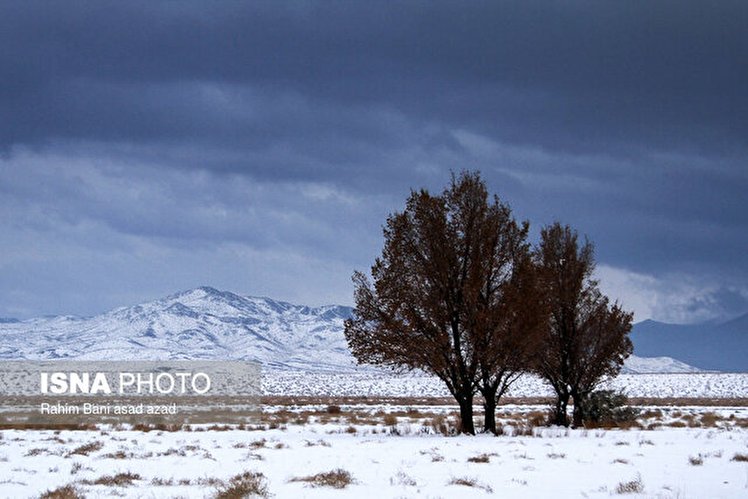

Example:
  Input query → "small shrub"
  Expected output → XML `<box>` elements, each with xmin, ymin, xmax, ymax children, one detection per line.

<box><xmin>214</xmin><ymin>471</ymin><xmax>269</xmax><ymax>498</ymax></box>
<box><xmin>38</xmin><ymin>485</ymin><xmax>83</xmax><ymax>499</ymax></box>
<box><xmin>290</xmin><ymin>469</ymin><xmax>353</xmax><ymax>489</ymax></box>
<box><xmin>731</xmin><ymin>452</ymin><xmax>748</xmax><ymax>462</ymax></box>
<box><xmin>615</xmin><ymin>474</ymin><xmax>644</xmax><ymax>494</ymax></box>
<box><xmin>688</xmin><ymin>455</ymin><xmax>703</xmax><ymax>466</ymax></box>
<box><xmin>583</xmin><ymin>390</ymin><xmax>638</xmax><ymax>428</ymax></box>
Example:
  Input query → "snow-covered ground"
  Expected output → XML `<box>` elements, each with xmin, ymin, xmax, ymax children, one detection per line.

<box><xmin>2</xmin><ymin>408</ymin><xmax>748</xmax><ymax>498</ymax></box>
<box><xmin>263</xmin><ymin>371</ymin><xmax>748</xmax><ymax>398</ymax></box>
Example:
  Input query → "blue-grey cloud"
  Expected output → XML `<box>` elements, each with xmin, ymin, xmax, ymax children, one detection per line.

<box><xmin>0</xmin><ymin>1</ymin><xmax>746</xmax><ymax>321</ymax></box>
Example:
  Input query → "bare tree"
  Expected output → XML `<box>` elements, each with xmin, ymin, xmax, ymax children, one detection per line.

<box><xmin>344</xmin><ymin>171</ymin><xmax>529</xmax><ymax>434</ymax></box>
<box><xmin>534</xmin><ymin>223</ymin><xmax>633</xmax><ymax>427</ymax></box>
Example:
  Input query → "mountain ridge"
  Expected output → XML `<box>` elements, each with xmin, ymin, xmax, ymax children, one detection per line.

<box><xmin>631</xmin><ymin>314</ymin><xmax>747</xmax><ymax>372</ymax></box>
<box><xmin>0</xmin><ymin>286</ymin><xmax>701</xmax><ymax>374</ymax></box>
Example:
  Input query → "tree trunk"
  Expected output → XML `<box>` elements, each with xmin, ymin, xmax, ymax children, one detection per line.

<box><xmin>480</xmin><ymin>384</ymin><xmax>498</xmax><ymax>434</ymax></box>
<box><xmin>483</xmin><ymin>398</ymin><xmax>497</xmax><ymax>434</ymax></box>
<box><xmin>457</xmin><ymin>392</ymin><xmax>475</xmax><ymax>435</ymax></box>
<box><xmin>553</xmin><ymin>391</ymin><xmax>570</xmax><ymax>427</ymax></box>
<box><xmin>571</xmin><ymin>392</ymin><xmax>585</xmax><ymax>428</ymax></box>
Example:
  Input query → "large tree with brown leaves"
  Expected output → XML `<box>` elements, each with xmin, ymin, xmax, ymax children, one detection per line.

<box><xmin>534</xmin><ymin>223</ymin><xmax>633</xmax><ymax>427</ymax></box>
<box><xmin>344</xmin><ymin>171</ymin><xmax>533</xmax><ymax>434</ymax></box>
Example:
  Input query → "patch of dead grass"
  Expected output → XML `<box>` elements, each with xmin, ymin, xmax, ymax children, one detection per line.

<box><xmin>447</xmin><ymin>476</ymin><xmax>493</xmax><ymax>493</ymax></box>
<box><xmin>67</xmin><ymin>441</ymin><xmax>104</xmax><ymax>457</ymax></box>
<box><xmin>289</xmin><ymin>469</ymin><xmax>354</xmax><ymax>489</ymax></box>
<box><xmin>88</xmin><ymin>471</ymin><xmax>142</xmax><ymax>487</ymax></box>
<box><xmin>214</xmin><ymin>471</ymin><xmax>269</xmax><ymax>498</ymax></box>
<box><xmin>38</xmin><ymin>484</ymin><xmax>83</xmax><ymax>499</ymax></box>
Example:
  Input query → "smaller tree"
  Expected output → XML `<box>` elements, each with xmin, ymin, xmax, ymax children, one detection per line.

<box><xmin>534</xmin><ymin>223</ymin><xmax>633</xmax><ymax>427</ymax></box>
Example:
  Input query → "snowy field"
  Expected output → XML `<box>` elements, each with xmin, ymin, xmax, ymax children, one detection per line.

<box><xmin>3</xmin><ymin>373</ymin><xmax>748</xmax><ymax>497</ymax></box>
<box><xmin>264</xmin><ymin>371</ymin><xmax>748</xmax><ymax>399</ymax></box>
<box><xmin>2</xmin><ymin>406</ymin><xmax>748</xmax><ymax>498</ymax></box>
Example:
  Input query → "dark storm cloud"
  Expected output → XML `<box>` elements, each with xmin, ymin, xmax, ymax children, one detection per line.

<box><xmin>0</xmin><ymin>1</ymin><xmax>746</xmax><ymax>320</ymax></box>
<box><xmin>3</xmin><ymin>1</ymin><xmax>746</xmax><ymax>155</ymax></box>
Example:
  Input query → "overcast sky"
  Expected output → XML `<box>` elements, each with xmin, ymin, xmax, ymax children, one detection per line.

<box><xmin>1</xmin><ymin>1</ymin><xmax>746</xmax><ymax>324</ymax></box>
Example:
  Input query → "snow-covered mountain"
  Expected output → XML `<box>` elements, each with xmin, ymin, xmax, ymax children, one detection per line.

<box><xmin>621</xmin><ymin>355</ymin><xmax>700</xmax><ymax>374</ymax></box>
<box><xmin>0</xmin><ymin>286</ymin><xmax>698</xmax><ymax>373</ymax></box>
<box><xmin>0</xmin><ymin>287</ymin><xmax>356</xmax><ymax>371</ymax></box>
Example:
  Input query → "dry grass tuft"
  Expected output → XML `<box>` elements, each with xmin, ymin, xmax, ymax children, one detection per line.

<box><xmin>467</xmin><ymin>453</ymin><xmax>491</xmax><ymax>463</ymax></box>
<box><xmin>390</xmin><ymin>470</ymin><xmax>417</xmax><ymax>486</ymax></box>
<box><xmin>214</xmin><ymin>471</ymin><xmax>269</xmax><ymax>498</ymax></box>
<box><xmin>383</xmin><ymin>413</ymin><xmax>398</xmax><ymax>426</ymax></box>
<box><xmin>428</xmin><ymin>414</ymin><xmax>451</xmax><ymax>435</ymax></box>
<box><xmin>325</xmin><ymin>405</ymin><xmax>341</xmax><ymax>414</ymax></box>
<box><xmin>131</xmin><ymin>422</ymin><xmax>183</xmax><ymax>432</ymax></box>
<box><xmin>700</xmin><ymin>412</ymin><xmax>722</xmax><ymax>427</ymax></box>
<box><xmin>448</xmin><ymin>476</ymin><xmax>493</xmax><ymax>493</ymax></box>
<box><xmin>248</xmin><ymin>438</ymin><xmax>267</xmax><ymax>450</ymax></box>
<box><xmin>527</xmin><ymin>410</ymin><xmax>549</xmax><ymax>428</ymax></box>
<box><xmin>90</xmin><ymin>471</ymin><xmax>142</xmax><ymax>486</ymax></box>
<box><xmin>38</xmin><ymin>484</ymin><xmax>83</xmax><ymax>499</ymax></box>
<box><xmin>0</xmin><ymin>421</ymin><xmax>96</xmax><ymax>431</ymax></box>
<box><xmin>150</xmin><ymin>477</ymin><xmax>175</xmax><ymax>486</ymax></box>
<box><xmin>101</xmin><ymin>450</ymin><xmax>130</xmax><ymax>459</ymax></box>
<box><xmin>615</xmin><ymin>474</ymin><xmax>644</xmax><ymax>494</ymax></box>
<box><xmin>640</xmin><ymin>408</ymin><xmax>663</xmax><ymax>419</ymax></box>
<box><xmin>290</xmin><ymin>468</ymin><xmax>354</xmax><ymax>489</ymax></box>
<box><xmin>67</xmin><ymin>441</ymin><xmax>104</xmax><ymax>457</ymax></box>
<box><xmin>304</xmin><ymin>439</ymin><xmax>331</xmax><ymax>447</ymax></box>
